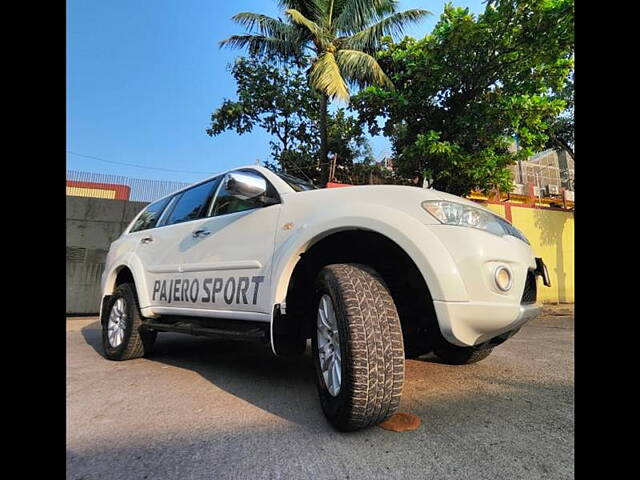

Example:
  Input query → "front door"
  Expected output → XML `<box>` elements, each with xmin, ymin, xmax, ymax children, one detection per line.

<box><xmin>177</xmin><ymin>171</ymin><xmax>282</xmax><ymax>316</ymax></box>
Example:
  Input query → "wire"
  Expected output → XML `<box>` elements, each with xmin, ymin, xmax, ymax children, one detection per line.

<box><xmin>66</xmin><ymin>151</ymin><xmax>215</xmax><ymax>175</ymax></box>
<box><xmin>280</xmin><ymin>160</ymin><xmax>316</xmax><ymax>184</ymax></box>
<box><xmin>68</xmin><ymin>149</ymin><xmax>320</xmax><ymax>185</ymax></box>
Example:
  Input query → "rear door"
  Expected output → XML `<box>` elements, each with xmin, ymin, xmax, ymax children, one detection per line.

<box><xmin>135</xmin><ymin>177</ymin><xmax>221</xmax><ymax>311</ymax></box>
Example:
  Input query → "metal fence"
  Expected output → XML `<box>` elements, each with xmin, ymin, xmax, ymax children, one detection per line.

<box><xmin>66</xmin><ymin>170</ymin><xmax>191</xmax><ymax>203</ymax></box>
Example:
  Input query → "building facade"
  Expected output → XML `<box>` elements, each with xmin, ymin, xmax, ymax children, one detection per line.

<box><xmin>508</xmin><ymin>149</ymin><xmax>575</xmax><ymax>200</ymax></box>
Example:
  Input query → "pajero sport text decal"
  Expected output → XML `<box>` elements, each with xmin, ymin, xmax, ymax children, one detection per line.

<box><xmin>152</xmin><ymin>276</ymin><xmax>265</xmax><ymax>305</ymax></box>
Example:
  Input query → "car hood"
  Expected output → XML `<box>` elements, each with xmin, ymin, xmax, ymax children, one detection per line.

<box><xmin>282</xmin><ymin>184</ymin><xmax>498</xmax><ymax>219</ymax></box>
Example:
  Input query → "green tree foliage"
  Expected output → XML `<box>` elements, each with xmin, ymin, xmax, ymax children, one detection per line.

<box><xmin>351</xmin><ymin>0</ymin><xmax>574</xmax><ymax>196</ymax></box>
<box><xmin>546</xmin><ymin>71</ymin><xmax>574</xmax><ymax>160</ymax></box>
<box><xmin>207</xmin><ymin>56</ymin><xmax>374</xmax><ymax>184</ymax></box>
<box><xmin>220</xmin><ymin>0</ymin><xmax>430</xmax><ymax>184</ymax></box>
<box><xmin>207</xmin><ymin>57</ymin><xmax>318</xmax><ymax>179</ymax></box>
<box><xmin>327</xmin><ymin>109</ymin><xmax>374</xmax><ymax>166</ymax></box>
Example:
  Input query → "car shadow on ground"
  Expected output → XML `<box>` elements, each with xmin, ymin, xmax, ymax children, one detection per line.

<box><xmin>81</xmin><ymin>322</ymin><xmax>324</xmax><ymax>427</ymax></box>
<box><xmin>75</xmin><ymin>321</ymin><xmax>574</xmax><ymax>479</ymax></box>
<box><xmin>80</xmin><ymin>321</ymin><xmax>572</xmax><ymax>431</ymax></box>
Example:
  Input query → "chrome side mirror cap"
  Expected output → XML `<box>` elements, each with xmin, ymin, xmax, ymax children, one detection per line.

<box><xmin>225</xmin><ymin>171</ymin><xmax>267</xmax><ymax>200</ymax></box>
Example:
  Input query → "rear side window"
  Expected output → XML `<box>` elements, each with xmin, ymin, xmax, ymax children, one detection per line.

<box><xmin>164</xmin><ymin>178</ymin><xmax>220</xmax><ymax>226</ymax></box>
<box><xmin>129</xmin><ymin>197</ymin><xmax>171</xmax><ymax>233</ymax></box>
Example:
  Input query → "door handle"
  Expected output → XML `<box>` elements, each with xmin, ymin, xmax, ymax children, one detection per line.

<box><xmin>192</xmin><ymin>229</ymin><xmax>211</xmax><ymax>238</ymax></box>
<box><xmin>140</xmin><ymin>236</ymin><xmax>153</xmax><ymax>244</ymax></box>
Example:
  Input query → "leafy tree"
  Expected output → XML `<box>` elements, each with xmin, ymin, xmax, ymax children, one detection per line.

<box><xmin>546</xmin><ymin>71</ymin><xmax>574</xmax><ymax>160</ymax></box>
<box><xmin>351</xmin><ymin>0</ymin><xmax>574</xmax><ymax>196</ymax></box>
<box><xmin>207</xmin><ymin>57</ymin><xmax>319</xmax><ymax>180</ymax></box>
<box><xmin>220</xmin><ymin>0</ymin><xmax>430</xmax><ymax>184</ymax></box>
<box><xmin>207</xmin><ymin>56</ymin><xmax>374</xmax><ymax>184</ymax></box>
<box><xmin>327</xmin><ymin>109</ymin><xmax>375</xmax><ymax>168</ymax></box>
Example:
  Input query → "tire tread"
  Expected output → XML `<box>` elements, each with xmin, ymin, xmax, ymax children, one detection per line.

<box><xmin>317</xmin><ymin>264</ymin><xmax>404</xmax><ymax>431</ymax></box>
<box><xmin>103</xmin><ymin>283</ymin><xmax>155</xmax><ymax>361</ymax></box>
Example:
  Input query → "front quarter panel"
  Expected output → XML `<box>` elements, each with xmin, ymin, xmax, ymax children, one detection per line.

<box><xmin>270</xmin><ymin>185</ymin><xmax>542</xmax><ymax>351</ymax></box>
<box><xmin>270</xmin><ymin>197</ymin><xmax>471</xmax><ymax>310</ymax></box>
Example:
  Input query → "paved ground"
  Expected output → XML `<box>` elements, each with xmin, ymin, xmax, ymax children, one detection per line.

<box><xmin>67</xmin><ymin>306</ymin><xmax>574</xmax><ymax>480</ymax></box>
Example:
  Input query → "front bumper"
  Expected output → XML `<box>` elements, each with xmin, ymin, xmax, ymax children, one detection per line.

<box><xmin>424</xmin><ymin>225</ymin><xmax>546</xmax><ymax>347</ymax></box>
<box><xmin>433</xmin><ymin>300</ymin><xmax>541</xmax><ymax>346</ymax></box>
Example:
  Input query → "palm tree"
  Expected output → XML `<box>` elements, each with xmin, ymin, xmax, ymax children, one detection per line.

<box><xmin>221</xmin><ymin>0</ymin><xmax>430</xmax><ymax>184</ymax></box>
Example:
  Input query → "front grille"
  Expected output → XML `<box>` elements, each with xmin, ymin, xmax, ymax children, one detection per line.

<box><xmin>521</xmin><ymin>270</ymin><xmax>537</xmax><ymax>304</ymax></box>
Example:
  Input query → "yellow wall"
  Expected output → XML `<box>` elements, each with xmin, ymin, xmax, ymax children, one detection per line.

<box><xmin>484</xmin><ymin>203</ymin><xmax>506</xmax><ymax>217</ymax></box>
<box><xmin>66</xmin><ymin>186</ymin><xmax>116</xmax><ymax>199</ymax></box>
<box><xmin>481</xmin><ymin>203</ymin><xmax>574</xmax><ymax>304</ymax></box>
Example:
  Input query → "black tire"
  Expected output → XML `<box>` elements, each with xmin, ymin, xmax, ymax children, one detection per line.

<box><xmin>312</xmin><ymin>264</ymin><xmax>404</xmax><ymax>432</ymax></box>
<box><xmin>102</xmin><ymin>283</ymin><xmax>157</xmax><ymax>361</ymax></box>
<box><xmin>434</xmin><ymin>344</ymin><xmax>493</xmax><ymax>365</ymax></box>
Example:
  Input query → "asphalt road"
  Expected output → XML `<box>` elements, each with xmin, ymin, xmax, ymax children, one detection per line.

<box><xmin>67</xmin><ymin>307</ymin><xmax>574</xmax><ymax>480</ymax></box>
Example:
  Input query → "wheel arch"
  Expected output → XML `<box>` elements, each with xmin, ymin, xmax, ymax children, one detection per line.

<box><xmin>100</xmin><ymin>254</ymin><xmax>152</xmax><ymax>318</ymax></box>
<box><xmin>270</xmin><ymin>210</ymin><xmax>468</xmax><ymax>310</ymax></box>
<box><xmin>269</xmin><ymin>208</ymin><xmax>469</xmax><ymax>356</ymax></box>
<box><xmin>102</xmin><ymin>264</ymin><xmax>137</xmax><ymax>295</ymax></box>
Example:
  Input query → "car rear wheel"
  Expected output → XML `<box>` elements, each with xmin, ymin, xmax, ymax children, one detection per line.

<box><xmin>102</xmin><ymin>283</ymin><xmax>156</xmax><ymax>361</ymax></box>
<box><xmin>312</xmin><ymin>264</ymin><xmax>405</xmax><ymax>431</ymax></box>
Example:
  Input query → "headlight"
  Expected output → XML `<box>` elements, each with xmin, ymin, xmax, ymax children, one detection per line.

<box><xmin>421</xmin><ymin>200</ymin><xmax>529</xmax><ymax>244</ymax></box>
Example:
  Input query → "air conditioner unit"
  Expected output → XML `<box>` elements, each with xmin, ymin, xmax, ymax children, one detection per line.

<box><xmin>564</xmin><ymin>190</ymin><xmax>575</xmax><ymax>202</ymax></box>
<box><xmin>547</xmin><ymin>184</ymin><xmax>560</xmax><ymax>195</ymax></box>
<box><xmin>512</xmin><ymin>183</ymin><xmax>526</xmax><ymax>195</ymax></box>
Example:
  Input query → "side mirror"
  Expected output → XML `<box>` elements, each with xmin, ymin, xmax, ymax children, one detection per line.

<box><xmin>225</xmin><ymin>172</ymin><xmax>267</xmax><ymax>200</ymax></box>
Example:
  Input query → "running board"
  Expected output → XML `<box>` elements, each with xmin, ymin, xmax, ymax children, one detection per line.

<box><xmin>142</xmin><ymin>317</ymin><xmax>269</xmax><ymax>343</ymax></box>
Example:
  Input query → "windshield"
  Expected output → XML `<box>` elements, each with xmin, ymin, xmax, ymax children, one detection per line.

<box><xmin>276</xmin><ymin>172</ymin><xmax>319</xmax><ymax>192</ymax></box>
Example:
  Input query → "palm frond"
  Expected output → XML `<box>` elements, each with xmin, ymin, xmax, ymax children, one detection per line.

<box><xmin>285</xmin><ymin>9</ymin><xmax>324</xmax><ymax>38</ymax></box>
<box><xmin>278</xmin><ymin>0</ymin><xmax>324</xmax><ymax>23</ymax></box>
<box><xmin>343</xmin><ymin>9</ymin><xmax>431</xmax><ymax>52</ymax></box>
<box><xmin>309</xmin><ymin>52</ymin><xmax>350</xmax><ymax>101</ymax></box>
<box><xmin>230</xmin><ymin>12</ymin><xmax>291</xmax><ymax>37</ymax></box>
<box><xmin>335</xmin><ymin>49</ymin><xmax>393</xmax><ymax>89</ymax></box>
<box><xmin>334</xmin><ymin>0</ymin><xmax>399</xmax><ymax>34</ymax></box>
<box><xmin>219</xmin><ymin>34</ymin><xmax>301</xmax><ymax>59</ymax></box>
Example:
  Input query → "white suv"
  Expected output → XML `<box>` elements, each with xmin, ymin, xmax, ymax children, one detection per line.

<box><xmin>100</xmin><ymin>165</ymin><xmax>549</xmax><ymax>431</ymax></box>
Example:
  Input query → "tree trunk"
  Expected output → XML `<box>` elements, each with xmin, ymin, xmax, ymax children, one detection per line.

<box><xmin>319</xmin><ymin>94</ymin><xmax>329</xmax><ymax>186</ymax></box>
<box><xmin>552</xmin><ymin>136</ymin><xmax>575</xmax><ymax>162</ymax></box>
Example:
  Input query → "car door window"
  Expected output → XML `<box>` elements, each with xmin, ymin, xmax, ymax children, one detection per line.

<box><xmin>129</xmin><ymin>196</ymin><xmax>171</xmax><ymax>233</ymax></box>
<box><xmin>211</xmin><ymin>172</ymin><xmax>276</xmax><ymax>217</ymax></box>
<box><xmin>155</xmin><ymin>194</ymin><xmax>180</xmax><ymax>227</ymax></box>
<box><xmin>165</xmin><ymin>178</ymin><xmax>220</xmax><ymax>226</ymax></box>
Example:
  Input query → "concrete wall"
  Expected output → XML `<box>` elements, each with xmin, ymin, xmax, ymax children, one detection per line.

<box><xmin>66</xmin><ymin>196</ymin><xmax>147</xmax><ymax>314</ymax></box>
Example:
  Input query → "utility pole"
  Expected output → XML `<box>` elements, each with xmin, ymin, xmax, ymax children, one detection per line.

<box><xmin>328</xmin><ymin>153</ymin><xmax>337</xmax><ymax>182</ymax></box>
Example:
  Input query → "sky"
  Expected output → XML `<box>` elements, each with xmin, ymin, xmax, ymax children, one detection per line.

<box><xmin>67</xmin><ymin>0</ymin><xmax>487</xmax><ymax>184</ymax></box>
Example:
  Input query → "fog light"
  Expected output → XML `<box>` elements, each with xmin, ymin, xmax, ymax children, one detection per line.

<box><xmin>494</xmin><ymin>266</ymin><xmax>512</xmax><ymax>292</ymax></box>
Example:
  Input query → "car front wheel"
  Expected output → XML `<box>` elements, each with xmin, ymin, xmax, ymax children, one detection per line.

<box><xmin>312</xmin><ymin>264</ymin><xmax>405</xmax><ymax>431</ymax></box>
